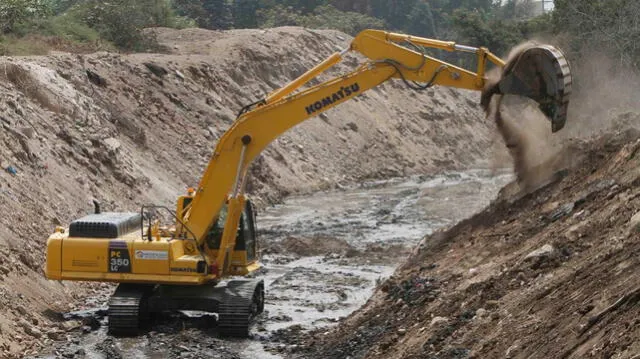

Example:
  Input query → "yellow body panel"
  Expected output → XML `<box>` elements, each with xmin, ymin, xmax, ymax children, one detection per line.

<box><xmin>46</xmin><ymin>228</ymin><xmax>259</xmax><ymax>285</ymax></box>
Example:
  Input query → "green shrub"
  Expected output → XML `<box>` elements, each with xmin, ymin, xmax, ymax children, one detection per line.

<box><xmin>33</xmin><ymin>14</ymin><xmax>101</xmax><ymax>43</ymax></box>
<box><xmin>258</xmin><ymin>4</ymin><xmax>385</xmax><ymax>35</ymax></box>
<box><xmin>301</xmin><ymin>5</ymin><xmax>386</xmax><ymax>35</ymax></box>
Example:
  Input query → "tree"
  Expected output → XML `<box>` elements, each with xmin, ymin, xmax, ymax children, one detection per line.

<box><xmin>451</xmin><ymin>7</ymin><xmax>523</xmax><ymax>55</ymax></box>
<box><xmin>0</xmin><ymin>0</ymin><xmax>50</xmax><ymax>33</ymax></box>
<box><xmin>553</xmin><ymin>0</ymin><xmax>640</xmax><ymax>69</ymax></box>
<box><xmin>301</xmin><ymin>4</ymin><xmax>385</xmax><ymax>35</ymax></box>
<box><xmin>406</xmin><ymin>1</ymin><xmax>437</xmax><ymax>38</ymax></box>
<box><xmin>71</xmin><ymin>0</ymin><xmax>185</xmax><ymax>49</ymax></box>
<box><xmin>369</xmin><ymin>0</ymin><xmax>417</xmax><ymax>30</ymax></box>
<box><xmin>203</xmin><ymin>0</ymin><xmax>233</xmax><ymax>29</ymax></box>
<box><xmin>173</xmin><ymin>0</ymin><xmax>209</xmax><ymax>27</ymax></box>
<box><xmin>499</xmin><ymin>0</ymin><xmax>535</xmax><ymax>20</ymax></box>
<box><xmin>233</xmin><ymin>0</ymin><xmax>259</xmax><ymax>29</ymax></box>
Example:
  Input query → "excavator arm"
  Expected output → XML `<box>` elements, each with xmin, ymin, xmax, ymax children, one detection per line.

<box><xmin>180</xmin><ymin>30</ymin><xmax>572</xmax><ymax>275</ymax></box>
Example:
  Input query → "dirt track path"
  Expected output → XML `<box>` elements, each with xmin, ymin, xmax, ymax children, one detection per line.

<box><xmin>32</xmin><ymin>170</ymin><xmax>511</xmax><ymax>359</ymax></box>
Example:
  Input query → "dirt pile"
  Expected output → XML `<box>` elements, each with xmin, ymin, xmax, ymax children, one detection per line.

<box><xmin>296</xmin><ymin>128</ymin><xmax>640</xmax><ymax>358</ymax></box>
<box><xmin>0</xmin><ymin>27</ymin><xmax>496</xmax><ymax>357</ymax></box>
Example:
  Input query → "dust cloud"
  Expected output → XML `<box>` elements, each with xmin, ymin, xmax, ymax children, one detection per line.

<box><xmin>563</xmin><ymin>52</ymin><xmax>640</xmax><ymax>137</ymax></box>
<box><xmin>486</xmin><ymin>43</ymin><xmax>640</xmax><ymax>190</ymax></box>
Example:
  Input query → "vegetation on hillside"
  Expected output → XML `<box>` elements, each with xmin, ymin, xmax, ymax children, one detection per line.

<box><xmin>0</xmin><ymin>0</ymin><xmax>637</xmax><ymax>74</ymax></box>
<box><xmin>0</xmin><ymin>0</ymin><xmax>545</xmax><ymax>55</ymax></box>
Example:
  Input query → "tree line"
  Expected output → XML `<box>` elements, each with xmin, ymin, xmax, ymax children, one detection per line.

<box><xmin>0</xmin><ymin>0</ymin><xmax>638</xmax><ymax>71</ymax></box>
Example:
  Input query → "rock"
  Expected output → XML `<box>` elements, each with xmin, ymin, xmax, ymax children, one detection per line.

<box><xmin>19</xmin><ymin>127</ymin><xmax>36</xmax><ymax>139</ymax></box>
<box><xmin>86</xmin><ymin>69</ymin><xmax>108</xmax><ymax>87</ymax></box>
<box><xmin>505</xmin><ymin>343</ymin><xmax>519</xmax><ymax>358</ymax></box>
<box><xmin>524</xmin><ymin>244</ymin><xmax>555</xmax><ymax>260</ymax></box>
<box><xmin>16</xmin><ymin>305</ymin><xmax>28</xmax><ymax>315</ymax></box>
<box><xmin>548</xmin><ymin>202</ymin><xmax>574</xmax><ymax>222</ymax></box>
<box><xmin>430</xmin><ymin>316</ymin><xmax>448</xmax><ymax>326</ymax></box>
<box><xmin>103</xmin><ymin>137</ymin><xmax>121</xmax><ymax>152</ymax></box>
<box><xmin>59</xmin><ymin>320</ymin><xmax>81</xmax><ymax>331</ymax></box>
<box><xmin>18</xmin><ymin>318</ymin><xmax>42</xmax><ymax>338</ymax></box>
<box><xmin>144</xmin><ymin>62</ymin><xmax>169</xmax><ymax>77</ymax></box>
<box><xmin>629</xmin><ymin>211</ymin><xmax>640</xmax><ymax>233</ymax></box>
<box><xmin>46</xmin><ymin>329</ymin><xmax>60</xmax><ymax>340</ymax></box>
<box><xmin>346</xmin><ymin>122</ymin><xmax>359</xmax><ymax>132</ymax></box>
<box><xmin>397</xmin><ymin>328</ymin><xmax>406</xmax><ymax>335</ymax></box>
<box><xmin>207</xmin><ymin>127</ymin><xmax>217</xmax><ymax>139</ymax></box>
<box><xmin>565</xmin><ymin>222</ymin><xmax>588</xmax><ymax>240</ymax></box>
<box><xmin>0</xmin><ymin>265</ymin><xmax>9</xmax><ymax>275</ymax></box>
<box><xmin>476</xmin><ymin>308</ymin><xmax>488</xmax><ymax>318</ymax></box>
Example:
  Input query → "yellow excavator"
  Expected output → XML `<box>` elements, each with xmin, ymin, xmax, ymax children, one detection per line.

<box><xmin>45</xmin><ymin>30</ymin><xmax>571</xmax><ymax>337</ymax></box>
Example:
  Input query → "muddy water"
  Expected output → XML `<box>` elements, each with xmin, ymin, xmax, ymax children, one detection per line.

<box><xmin>34</xmin><ymin>170</ymin><xmax>511</xmax><ymax>359</ymax></box>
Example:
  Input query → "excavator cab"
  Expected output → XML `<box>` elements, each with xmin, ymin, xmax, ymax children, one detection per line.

<box><xmin>206</xmin><ymin>200</ymin><xmax>258</xmax><ymax>272</ymax></box>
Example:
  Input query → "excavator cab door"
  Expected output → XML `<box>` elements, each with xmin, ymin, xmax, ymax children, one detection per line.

<box><xmin>239</xmin><ymin>200</ymin><xmax>258</xmax><ymax>262</ymax></box>
<box><xmin>206</xmin><ymin>200</ymin><xmax>258</xmax><ymax>262</ymax></box>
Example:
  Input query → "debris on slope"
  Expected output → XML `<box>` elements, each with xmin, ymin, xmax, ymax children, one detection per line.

<box><xmin>0</xmin><ymin>27</ymin><xmax>496</xmax><ymax>357</ymax></box>
<box><xmin>297</xmin><ymin>128</ymin><xmax>640</xmax><ymax>359</ymax></box>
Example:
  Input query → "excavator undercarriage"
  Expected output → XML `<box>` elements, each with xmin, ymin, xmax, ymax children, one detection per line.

<box><xmin>108</xmin><ymin>280</ymin><xmax>265</xmax><ymax>337</ymax></box>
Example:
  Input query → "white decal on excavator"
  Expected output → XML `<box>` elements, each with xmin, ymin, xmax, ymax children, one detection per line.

<box><xmin>135</xmin><ymin>250</ymin><xmax>169</xmax><ymax>260</ymax></box>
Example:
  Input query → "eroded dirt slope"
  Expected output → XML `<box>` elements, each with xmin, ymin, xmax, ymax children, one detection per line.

<box><xmin>0</xmin><ymin>27</ymin><xmax>495</xmax><ymax>357</ymax></box>
<box><xmin>297</xmin><ymin>126</ymin><xmax>640</xmax><ymax>358</ymax></box>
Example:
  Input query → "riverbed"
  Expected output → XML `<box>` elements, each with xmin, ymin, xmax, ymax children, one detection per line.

<box><xmin>33</xmin><ymin>170</ymin><xmax>512</xmax><ymax>359</ymax></box>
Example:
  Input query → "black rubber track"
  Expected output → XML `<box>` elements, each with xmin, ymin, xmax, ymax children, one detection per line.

<box><xmin>108</xmin><ymin>284</ymin><xmax>152</xmax><ymax>335</ymax></box>
<box><xmin>218</xmin><ymin>280</ymin><xmax>264</xmax><ymax>338</ymax></box>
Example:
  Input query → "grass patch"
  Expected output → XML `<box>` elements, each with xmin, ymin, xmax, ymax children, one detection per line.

<box><xmin>0</xmin><ymin>15</ymin><xmax>116</xmax><ymax>56</ymax></box>
<box><xmin>31</xmin><ymin>15</ymin><xmax>100</xmax><ymax>44</ymax></box>
<box><xmin>0</xmin><ymin>35</ymin><xmax>51</xmax><ymax>56</ymax></box>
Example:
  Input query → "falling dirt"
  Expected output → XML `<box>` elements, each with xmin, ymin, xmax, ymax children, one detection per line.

<box><xmin>491</xmin><ymin>95</ymin><xmax>562</xmax><ymax>191</ymax></box>
<box><xmin>481</xmin><ymin>40</ymin><xmax>569</xmax><ymax>192</ymax></box>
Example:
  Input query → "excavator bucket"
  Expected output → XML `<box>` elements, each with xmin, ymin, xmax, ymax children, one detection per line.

<box><xmin>482</xmin><ymin>44</ymin><xmax>572</xmax><ymax>132</ymax></box>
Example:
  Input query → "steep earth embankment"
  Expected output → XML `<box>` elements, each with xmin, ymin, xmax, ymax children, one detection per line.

<box><xmin>0</xmin><ymin>27</ymin><xmax>496</xmax><ymax>357</ymax></box>
<box><xmin>298</xmin><ymin>124</ymin><xmax>640</xmax><ymax>358</ymax></box>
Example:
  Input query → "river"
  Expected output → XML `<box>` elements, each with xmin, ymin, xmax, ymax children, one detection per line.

<box><xmin>34</xmin><ymin>169</ymin><xmax>512</xmax><ymax>359</ymax></box>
